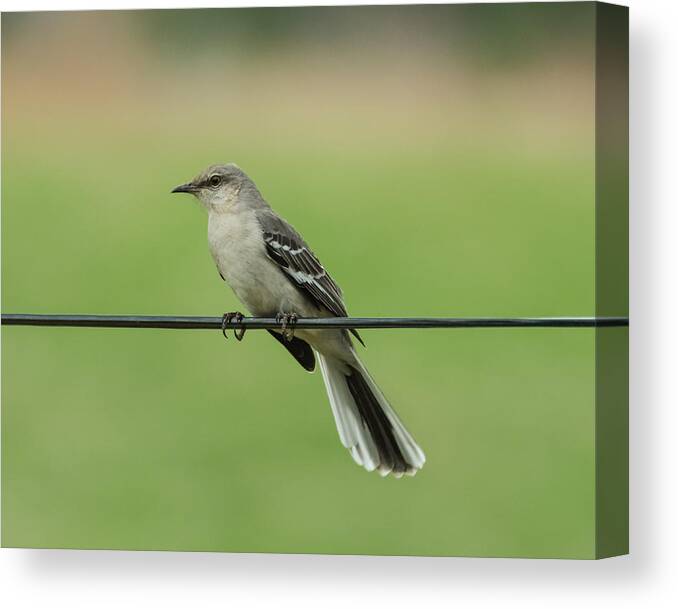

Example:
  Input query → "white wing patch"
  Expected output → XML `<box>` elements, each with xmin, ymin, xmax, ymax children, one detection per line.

<box><xmin>266</xmin><ymin>240</ymin><xmax>304</xmax><ymax>256</ymax></box>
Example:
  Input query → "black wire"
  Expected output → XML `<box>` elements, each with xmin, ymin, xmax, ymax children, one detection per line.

<box><xmin>1</xmin><ymin>314</ymin><xmax>629</xmax><ymax>330</ymax></box>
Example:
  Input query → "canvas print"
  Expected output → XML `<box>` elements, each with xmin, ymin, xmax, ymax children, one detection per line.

<box><xmin>1</xmin><ymin>2</ymin><xmax>628</xmax><ymax>558</ymax></box>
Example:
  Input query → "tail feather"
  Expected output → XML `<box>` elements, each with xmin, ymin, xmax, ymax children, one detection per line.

<box><xmin>318</xmin><ymin>353</ymin><xmax>425</xmax><ymax>477</ymax></box>
<box><xmin>318</xmin><ymin>355</ymin><xmax>379</xmax><ymax>471</ymax></box>
<box><xmin>353</xmin><ymin>359</ymin><xmax>427</xmax><ymax>469</ymax></box>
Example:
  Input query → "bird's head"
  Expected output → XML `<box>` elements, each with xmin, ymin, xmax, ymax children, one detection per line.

<box><xmin>171</xmin><ymin>163</ymin><xmax>249</xmax><ymax>211</ymax></box>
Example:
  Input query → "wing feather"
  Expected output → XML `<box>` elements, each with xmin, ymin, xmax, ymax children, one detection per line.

<box><xmin>257</xmin><ymin>211</ymin><xmax>364</xmax><ymax>346</ymax></box>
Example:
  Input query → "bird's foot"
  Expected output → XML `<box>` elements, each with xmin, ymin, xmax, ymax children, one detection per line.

<box><xmin>276</xmin><ymin>312</ymin><xmax>298</xmax><ymax>342</ymax></box>
<box><xmin>221</xmin><ymin>312</ymin><xmax>246</xmax><ymax>341</ymax></box>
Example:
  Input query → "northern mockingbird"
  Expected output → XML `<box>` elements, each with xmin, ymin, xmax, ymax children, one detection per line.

<box><xmin>172</xmin><ymin>164</ymin><xmax>425</xmax><ymax>477</ymax></box>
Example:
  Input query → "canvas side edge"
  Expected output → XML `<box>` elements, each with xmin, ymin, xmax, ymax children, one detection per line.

<box><xmin>594</xmin><ymin>1</ymin><xmax>629</xmax><ymax>560</ymax></box>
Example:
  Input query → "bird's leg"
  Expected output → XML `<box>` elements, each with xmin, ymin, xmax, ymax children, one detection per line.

<box><xmin>276</xmin><ymin>312</ymin><xmax>299</xmax><ymax>342</ymax></box>
<box><xmin>221</xmin><ymin>312</ymin><xmax>246</xmax><ymax>341</ymax></box>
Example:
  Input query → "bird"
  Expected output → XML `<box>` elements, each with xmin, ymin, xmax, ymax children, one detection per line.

<box><xmin>172</xmin><ymin>163</ymin><xmax>425</xmax><ymax>477</ymax></box>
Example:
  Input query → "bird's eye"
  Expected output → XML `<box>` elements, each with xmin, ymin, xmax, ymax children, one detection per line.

<box><xmin>208</xmin><ymin>175</ymin><xmax>222</xmax><ymax>187</ymax></box>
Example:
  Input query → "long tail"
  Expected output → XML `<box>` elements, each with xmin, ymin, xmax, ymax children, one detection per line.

<box><xmin>318</xmin><ymin>354</ymin><xmax>425</xmax><ymax>477</ymax></box>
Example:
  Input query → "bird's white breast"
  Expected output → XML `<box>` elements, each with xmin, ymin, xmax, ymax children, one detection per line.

<box><xmin>207</xmin><ymin>209</ymin><xmax>309</xmax><ymax>316</ymax></box>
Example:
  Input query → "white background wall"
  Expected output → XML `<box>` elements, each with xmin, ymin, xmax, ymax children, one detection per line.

<box><xmin>1</xmin><ymin>0</ymin><xmax>675</xmax><ymax>607</ymax></box>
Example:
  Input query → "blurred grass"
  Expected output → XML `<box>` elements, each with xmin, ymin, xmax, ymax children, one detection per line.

<box><xmin>2</xmin><ymin>5</ymin><xmax>600</xmax><ymax>557</ymax></box>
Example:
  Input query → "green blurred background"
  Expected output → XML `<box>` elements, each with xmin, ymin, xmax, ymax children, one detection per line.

<box><xmin>2</xmin><ymin>4</ymin><xmax>606</xmax><ymax>557</ymax></box>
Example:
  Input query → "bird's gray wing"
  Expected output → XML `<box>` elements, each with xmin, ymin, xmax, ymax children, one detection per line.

<box><xmin>257</xmin><ymin>211</ymin><xmax>364</xmax><ymax>346</ymax></box>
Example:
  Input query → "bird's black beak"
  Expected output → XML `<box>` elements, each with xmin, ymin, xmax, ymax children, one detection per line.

<box><xmin>171</xmin><ymin>182</ymin><xmax>197</xmax><ymax>194</ymax></box>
